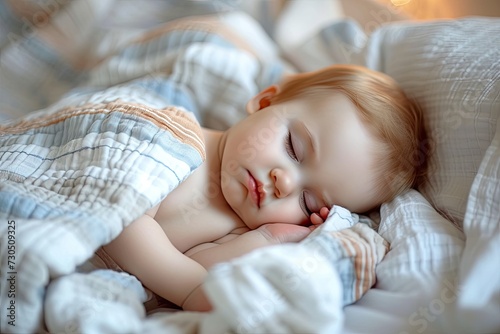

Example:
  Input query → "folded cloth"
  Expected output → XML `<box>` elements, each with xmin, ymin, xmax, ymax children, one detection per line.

<box><xmin>0</xmin><ymin>100</ymin><xmax>205</xmax><ymax>333</ymax></box>
<box><xmin>303</xmin><ymin>205</ymin><xmax>388</xmax><ymax>305</ymax></box>
<box><xmin>40</xmin><ymin>205</ymin><xmax>387</xmax><ymax>334</ymax></box>
<box><xmin>45</xmin><ymin>270</ymin><xmax>148</xmax><ymax>334</ymax></box>
<box><xmin>198</xmin><ymin>206</ymin><xmax>389</xmax><ymax>334</ymax></box>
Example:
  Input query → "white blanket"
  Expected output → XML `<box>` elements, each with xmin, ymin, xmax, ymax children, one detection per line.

<box><xmin>44</xmin><ymin>207</ymin><xmax>387</xmax><ymax>334</ymax></box>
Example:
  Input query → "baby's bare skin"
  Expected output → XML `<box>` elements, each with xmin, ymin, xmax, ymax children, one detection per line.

<box><xmin>103</xmin><ymin>128</ymin><xmax>315</xmax><ymax>311</ymax></box>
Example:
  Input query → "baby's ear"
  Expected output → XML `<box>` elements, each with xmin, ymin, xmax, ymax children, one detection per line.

<box><xmin>246</xmin><ymin>85</ymin><xmax>279</xmax><ymax>114</ymax></box>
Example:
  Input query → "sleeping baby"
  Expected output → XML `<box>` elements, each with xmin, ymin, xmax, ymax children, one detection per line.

<box><xmin>102</xmin><ymin>61</ymin><xmax>427</xmax><ymax>311</ymax></box>
<box><xmin>0</xmin><ymin>3</ymin><xmax>427</xmax><ymax>313</ymax></box>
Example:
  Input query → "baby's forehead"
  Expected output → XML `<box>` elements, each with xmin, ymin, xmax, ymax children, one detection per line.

<box><xmin>293</xmin><ymin>91</ymin><xmax>359</xmax><ymax>113</ymax></box>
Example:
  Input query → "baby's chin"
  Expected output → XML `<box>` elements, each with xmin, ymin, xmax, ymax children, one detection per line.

<box><xmin>236</xmin><ymin>213</ymin><xmax>264</xmax><ymax>230</ymax></box>
<box><xmin>244</xmin><ymin>217</ymin><xmax>310</xmax><ymax>231</ymax></box>
<box><xmin>239</xmin><ymin>217</ymin><xmax>260</xmax><ymax>230</ymax></box>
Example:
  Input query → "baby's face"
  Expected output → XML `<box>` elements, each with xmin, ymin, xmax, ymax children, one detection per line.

<box><xmin>220</xmin><ymin>91</ymin><xmax>380</xmax><ymax>229</ymax></box>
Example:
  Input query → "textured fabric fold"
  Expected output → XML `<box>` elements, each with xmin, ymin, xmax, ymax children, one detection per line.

<box><xmin>0</xmin><ymin>101</ymin><xmax>205</xmax><ymax>333</ymax></box>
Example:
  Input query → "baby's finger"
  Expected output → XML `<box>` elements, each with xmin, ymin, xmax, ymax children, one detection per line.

<box><xmin>310</xmin><ymin>213</ymin><xmax>324</xmax><ymax>225</ymax></box>
<box><xmin>319</xmin><ymin>207</ymin><xmax>330</xmax><ymax>220</ymax></box>
<box><xmin>308</xmin><ymin>224</ymin><xmax>319</xmax><ymax>231</ymax></box>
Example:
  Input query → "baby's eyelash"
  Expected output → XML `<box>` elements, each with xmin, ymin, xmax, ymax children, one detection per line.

<box><xmin>285</xmin><ymin>131</ymin><xmax>298</xmax><ymax>162</ymax></box>
<box><xmin>299</xmin><ymin>192</ymin><xmax>312</xmax><ymax>217</ymax></box>
<box><xmin>285</xmin><ymin>132</ymin><xmax>309</xmax><ymax>217</ymax></box>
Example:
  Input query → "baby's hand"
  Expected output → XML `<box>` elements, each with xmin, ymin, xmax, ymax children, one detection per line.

<box><xmin>256</xmin><ymin>207</ymin><xmax>334</xmax><ymax>245</ymax></box>
<box><xmin>309</xmin><ymin>207</ymin><xmax>330</xmax><ymax>227</ymax></box>
<box><xmin>257</xmin><ymin>224</ymin><xmax>312</xmax><ymax>245</ymax></box>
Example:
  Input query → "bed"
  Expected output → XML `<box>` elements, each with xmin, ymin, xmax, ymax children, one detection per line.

<box><xmin>0</xmin><ymin>1</ymin><xmax>499</xmax><ymax>333</ymax></box>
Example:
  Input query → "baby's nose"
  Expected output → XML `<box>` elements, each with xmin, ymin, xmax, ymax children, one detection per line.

<box><xmin>271</xmin><ymin>168</ymin><xmax>294</xmax><ymax>198</ymax></box>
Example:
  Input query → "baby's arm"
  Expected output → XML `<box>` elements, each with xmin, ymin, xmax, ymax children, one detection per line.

<box><xmin>188</xmin><ymin>224</ymin><xmax>313</xmax><ymax>270</ymax></box>
<box><xmin>186</xmin><ymin>208</ymin><xmax>330</xmax><ymax>269</ymax></box>
<box><xmin>103</xmin><ymin>209</ymin><xmax>210</xmax><ymax>311</ymax></box>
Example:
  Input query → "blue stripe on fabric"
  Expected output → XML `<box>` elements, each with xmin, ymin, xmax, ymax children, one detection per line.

<box><xmin>1</xmin><ymin>144</ymin><xmax>184</xmax><ymax>184</ymax></box>
<box><xmin>128</xmin><ymin>77</ymin><xmax>198</xmax><ymax>117</ymax></box>
<box><xmin>258</xmin><ymin>62</ymin><xmax>285</xmax><ymax>91</ymax></box>
<box><xmin>0</xmin><ymin>1</ymin><xmax>22</xmax><ymax>36</ymax></box>
<box><xmin>0</xmin><ymin>188</ymin><xmax>117</xmax><ymax>243</ymax></box>
<box><xmin>119</xmin><ymin>30</ymin><xmax>235</xmax><ymax>60</ymax></box>
<box><xmin>0</xmin><ymin>111</ymin><xmax>203</xmax><ymax>182</ymax></box>
<box><xmin>0</xmin><ymin>191</ymin><xmax>51</xmax><ymax>219</ymax></box>
<box><xmin>302</xmin><ymin>233</ymin><xmax>356</xmax><ymax>306</ymax></box>
<box><xmin>11</xmin><ymin>36</ymin><xmax>83</xmax><ymax>86</ymax></box>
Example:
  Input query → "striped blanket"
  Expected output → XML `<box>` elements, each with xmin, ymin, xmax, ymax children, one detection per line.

<box><xmin>0</xmin><ymin>9</ymin><xmax>387</xmax><ymax>334</ymax></box>
<box><xmin>0</xmin><ymin>100</ymin><xmax>205</xmax><ymax>333</ymax></box>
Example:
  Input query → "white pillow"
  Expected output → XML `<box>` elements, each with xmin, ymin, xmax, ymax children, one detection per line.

<box><xmin>451</xmin><ymin>106</ymin><xmax>500</xmax><ymax>333</ymax></box>
<box><xmin>376</xmin><ymin>189</ymin><xmax>464</xmax><ymax>292</ymax></box>
<box><xmin>281</xmin><ymin>16</ymin><xmax>500</xmax><ymax>333</ymax></box>
<box><xmin>363</xmin><ymin>17</ymin><xmax>500</xmax><ymax>227</ymax></box>
<box><xmin>323</xmin><ymin>18</ymin><xmax>500</xmax><ymax>333</ymax></box>
<box><xmin>282</xmin><ymin>17</ymin><xmax>500</xmax><ymax>227</ymax></box>
<box><xmin>339</xmin><ymin>189</ymin><xmax>465</xmax><ymax>334</ymax></box>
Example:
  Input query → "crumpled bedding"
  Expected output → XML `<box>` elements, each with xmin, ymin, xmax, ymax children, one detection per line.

<box><xmin>42</xmin><ymin>207</ymin><xmax>387</xmax><ymax>334</ymax></box>
<box><xmin>0</xmin><ymin>99</ymin><xmax>205</xmax><ymax>333</ymax></box>
<box><xmin>0</xmin><ymin>7</ymin><xmax>388</xmax><ymax>334</ymax></box>
<box><xmin>281</xmin><ymin>14</ymin><xmax>500</xmax><ymax>333</ymax></box>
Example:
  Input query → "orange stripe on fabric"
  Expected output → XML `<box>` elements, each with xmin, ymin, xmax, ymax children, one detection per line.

<box><xmin>338</xmin><ymin>232</ymin><xmax>374</xmax><ymax>301</ymax></box>
<box><xmin>0</xmin><ymin>101</ymin><xmax>205</xmax><ymax>160</ymax></box>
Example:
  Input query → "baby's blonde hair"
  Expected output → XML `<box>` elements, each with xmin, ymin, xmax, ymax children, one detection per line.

<box><xmin>270</xmin><ymin>64</ymin><xmax>429</xmax><ymax>208</ymax></box>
